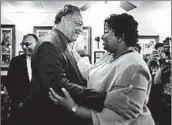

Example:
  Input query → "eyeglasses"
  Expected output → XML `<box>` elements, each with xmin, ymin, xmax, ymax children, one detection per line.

<box><xmin>73</xmin><ymin>21</ymin><xmax>83</xmax><ymax>27</ymax></box>
<box><xmin>20</xmin><ymin>43</ymin><xmax>32</xmax><ymax>47</ymax></box>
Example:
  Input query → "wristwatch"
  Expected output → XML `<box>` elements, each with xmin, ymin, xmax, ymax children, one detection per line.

<box><xmin>71</xmin><ymin>104</ymin><xmax>78</xmax><ymax>114</ymax></box>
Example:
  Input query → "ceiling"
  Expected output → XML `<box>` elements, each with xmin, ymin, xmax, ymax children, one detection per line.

<box><xmin>1</xmin><ymin>1</ymin><xmax>90</xmax><ymax>13</ymax></box>
<box><xmin>1</xmin><ymin>1</ymin><xmax>146</xmax><ymax>13</ymax></box>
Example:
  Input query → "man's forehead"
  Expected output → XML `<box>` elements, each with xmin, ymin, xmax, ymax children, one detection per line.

<box><xmin>71</xmin><ymin>13</ymin><xmax>83</xmax><ymax>21</ymax></box>
<box><xmin>158</xmin><ymin>47</ymin><xmax>164</xmax><ymax>49</ymax></box>
<box><xmin>23</xmin><ymin>36</ymin><xmax>35</xmax><ymax>43</ymax></box>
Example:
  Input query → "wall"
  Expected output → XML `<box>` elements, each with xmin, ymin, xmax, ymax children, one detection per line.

<box><xmin>1</xmin><ymin>1</ymin><xmax>171</xmax><ymax>64</ymax></box>
<box><xmin>129</xmin><ymin>1</ymin><xmax>171</xmax><ymax>42</ymax></box>
<box><xmin>81</xmin><ymin>1</ymin><xmax>125</xmax><ymax>63</ymax></box>
<box><xmin>1</xmin><ymin>12</ymin><xmax>55</xmax><ymax>56</ymax></box>
<box><xmin>82</xmin><ymin>1</ymin><xmax>171</xmax><ymax>63</ymax></box>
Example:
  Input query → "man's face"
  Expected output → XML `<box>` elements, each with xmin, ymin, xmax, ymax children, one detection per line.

<box><xmin>157</xmin><ymin>46</ymin><xmax>164</xmax><ymax>54</ymax></box>
<box><xmin>65</xmin><ymin>12</ymin><xmax>83</xmax><ymax>41</ymax></box>
<box><xmin>101</xmin><ymin>26</ymin><xmax>119</xmax><ymax>53</ymax></box>
<box><xmin>150</xmin><ymin>66</ymin><xmax>158</xmax><ymax>75</ymax></box>
<box><xmin>21</xmin><ymin>36</ymin><xmax>37</xmax><ymax>56</ymax></box>
<box><xmin>157</xmin><ymin>46</ymin><xmax>165</xmax><ymax>58</ymax></box>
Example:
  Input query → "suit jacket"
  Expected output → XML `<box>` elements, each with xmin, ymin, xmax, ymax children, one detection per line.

<box><xmin>5</xmin><ymin>54</ymin><xmax>30</xmax><ymax>105</ymax></box>
<box><xmin>29</xmin><ymin>28</ymin><xmax>106</xmax><ymax>125</ymax></box>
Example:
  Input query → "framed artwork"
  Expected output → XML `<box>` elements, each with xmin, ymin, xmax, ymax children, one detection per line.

<box><xmin>94</xmin><ymin>51</ymin><xmax>105</xmax><ymax>63</ymax></box>
<box><xmin>72</xmin><ymin>27</ymin><xmax>92</xmax><ymax>62</ymax></box>
<box><xmin>1</xmin><ymin>25</ymin><xmax>15</xmax><ymax>70</ymax></box>
<box><xmin>138</xmin><ymin>35</ymin><xmax>159</xmax><ymax>59</ymax></box>
<box><xmin>33</xmin><ymin>26</ymin><xmax>52</xmax><ymax>41</ymax></box>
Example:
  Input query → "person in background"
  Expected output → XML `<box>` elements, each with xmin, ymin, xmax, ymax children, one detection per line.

<box><xmin>154</xmin><ymin>43</ymin><xmax>165</xmax><ymax>57</ymax></box>
<box><xmin>146</xmin><ymin>43</ymin><xmax>166</xmax><ymax>83</ymax></box>
<box><xmin>148</xmin><ymin>60</ymin><xmax>159</xmax><ymax>84</ymax></box>
<box><xmin>49</xmin><ymin>13</ymin><xmax>155</xmax><ymax>125</ymax></box>
<box><xmin>26</xmin><ymin>5</ymin><xmax>141</xmax><ymax>125</ymax></box>
<box><xmin>4</xmin><ymin>34</ymin><xmax>39</xmax><ymax>125</ymax></box>
<box><xmin>147</xmin><ymin>43</ymin><xmax>165</xmax><ymax>65</ymax></box>
<box><xmin>148</xmin><ymin>59</ymin><xmax>171</xmax><ymax>125</ymax></box>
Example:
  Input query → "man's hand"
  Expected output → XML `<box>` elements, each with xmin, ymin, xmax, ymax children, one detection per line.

<box><xmin>49</xmin><ymin>88</ymin><xmax>75</xmax><ymax>111</ymax></box>
<box><xmin>104</xmin><ymin>85</ymin><xmax>141</xmax><ymax>120</ymax></box>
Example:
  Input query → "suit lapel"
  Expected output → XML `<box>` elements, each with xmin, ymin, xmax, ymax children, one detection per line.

<box><xmin>50</xmin><ymin>29</ymin><xmax>85</xmax><ymax>86</ymax></box>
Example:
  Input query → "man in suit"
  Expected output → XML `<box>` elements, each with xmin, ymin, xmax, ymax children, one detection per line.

<box><xmin>4</xmin><ymin>34</ymin><xmax>39</xmax><ymax>125</ymax></box>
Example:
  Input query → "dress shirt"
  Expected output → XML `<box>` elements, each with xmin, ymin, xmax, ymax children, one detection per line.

<box><xmin>26</xmin><ymin>55</ymin><xmax>32</xmax><ymax>81</ymax></box>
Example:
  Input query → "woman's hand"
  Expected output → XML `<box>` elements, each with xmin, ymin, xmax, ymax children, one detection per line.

<box><xmin>49</xmin><ymin>88</ymin><xmax>75</xmax><ymax>111</ymax></box>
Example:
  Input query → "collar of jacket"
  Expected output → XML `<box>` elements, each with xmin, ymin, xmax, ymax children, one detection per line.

<box><xmin>52</xmin><ymin>27</ymin><xmax>72</xmax><ymax>47</ymax></box>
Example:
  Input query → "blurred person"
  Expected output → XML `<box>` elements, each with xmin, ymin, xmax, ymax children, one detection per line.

<box><xmin>49</xmin><ymin>13</ymin><xmax>155</xmax><ymax>125</ymax></box>
<box><xmin>4</xmin><ymin>34</ymin><xmax>39</xmax><ymax>125</ymax></box>
<box><xmin>22</xmin><ymin>5</ymin><xmax>141</xmax><ymax>125</ymax></box>
<box><xmin>147</xmin><ymin>43</ymin><xmax>165</xmax><ymax>66</ymax></box>
<box><xmin>148</xmin><ymin>60</ymin><xmax>171</xmax><ymax>125</ymax></box>
<box><xmin>146</xmin><ymin>43</ymin><xmax>166</xmax><ymax>83</ymax></box>
<box><xmin>148</xmin><ymin>60</ymin><xmax>159</xmax><ymax>85</ymax></box>
<box><xmin>154</xmin><ymin>43</ymin><xmax>165</xmax><ymax>58</ymax></box>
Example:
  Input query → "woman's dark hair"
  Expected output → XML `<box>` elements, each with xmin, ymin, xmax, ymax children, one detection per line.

<box><xmin>54</xmin><ymin>4</ymin><xmax>81</xmax><ymax>24</ymax></box>
<box><xmin>104</xmin><ymin>13</ymin><xmax>138</xmax><ymax>47</ymax></box>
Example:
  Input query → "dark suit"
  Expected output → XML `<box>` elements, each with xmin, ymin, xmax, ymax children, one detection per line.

<box><xmin>5</xmin><ymin>54</ymin><xmax>31</xmax><ymax>125</ymax></box>
<box><xmin>28</xmin><ymin>28</ymin><xmax>106</xmax><ymax>125</ymax></box>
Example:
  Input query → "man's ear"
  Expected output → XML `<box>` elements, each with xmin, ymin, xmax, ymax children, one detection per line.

<box><xmin>61</xmin><ymin>16</ymin><xmax>67</xmax><ymax>23</ymax></box>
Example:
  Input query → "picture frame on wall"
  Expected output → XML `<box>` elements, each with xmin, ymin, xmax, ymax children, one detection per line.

<box><xmin>138</xmin><ymin>35</ymin><xmax>159</xmax><ymax>60</ymax></box>
<box><xmin>94</xmin><ymin>51</ymin><xmax>105</xmax><ymax>63</ymax></box>
<box><xmin>33</xmin><ymin>26</ymin><xmax>52</xmax><ymax>42</ymax></box>
<box><xmin>72</xmin><ymin>27</ymin><xmax>92</xmax><ymax>62</ymax></box>
<box><xmin>1</xmin><ymin>25</ymin><xmax>15</xmax><ymax>70</ymax></box>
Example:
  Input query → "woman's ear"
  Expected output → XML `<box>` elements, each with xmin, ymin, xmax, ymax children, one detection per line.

<box><xmin>117</xmin><ymin>34</ymin><xmax>125</xmax><ymax>43</ymax></box>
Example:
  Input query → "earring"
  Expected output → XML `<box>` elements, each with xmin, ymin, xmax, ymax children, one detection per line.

<box><xmin>118</xmin><ymin>39</ymin><xmax>122</xmax><ymax>43</ymax></box>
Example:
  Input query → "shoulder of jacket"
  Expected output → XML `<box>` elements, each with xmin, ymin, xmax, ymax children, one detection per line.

<box><xmin>41</xmin><ymin>31</ymin><xmax>62</xmax><ymax>47</ymax></box>
<box><xmin>13</xmin><ymin>54</ymin><xmax>25</xmax><ymax>60</ymax></box>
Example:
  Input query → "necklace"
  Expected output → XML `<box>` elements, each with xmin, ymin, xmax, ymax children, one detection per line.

<box><xmin>110</xmin><ymin>49</ymin><xmax>134</xmax><ymax>62</ymax></box>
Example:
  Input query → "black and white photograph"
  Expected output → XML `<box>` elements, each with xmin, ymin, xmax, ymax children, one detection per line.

<box><xmin>1</xmin><ymin>1</ymin><xmax>171</xmax><ymax>125</ymax></box>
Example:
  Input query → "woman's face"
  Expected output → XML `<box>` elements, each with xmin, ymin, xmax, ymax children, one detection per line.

<box><xmin>101</xmin><ymin>27</ymin><xmax>119</xmax><ymax>53</ymax></box>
